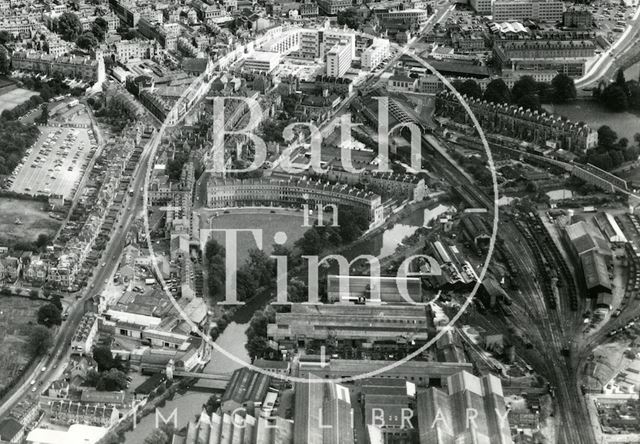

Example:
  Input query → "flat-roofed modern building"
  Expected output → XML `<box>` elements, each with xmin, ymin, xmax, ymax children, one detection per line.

<box><xmin>417</xmin><ymin>371</ymin><xmax>513</xmax><ymax>443</ymax></box>
<box><xmin>470</xmin><ymin>0</ymin><xmax>492</xmax><ymax>14</ymax></box>
<box><xmin>244</xmin><ymin>51</ymin><xmax>281</xmax><ymax>73</ymax></box>
<box><xmin>492</xmin><ymin>0</ymin><xmax>564</xmax><ymax>22</ymax></box>
<box><xmin>326</xmin><ymin>41</ymin><xmax>353</xmax><ymax>77</ymax></box>
<box><xmin>362</xmin><ymin>38</ymin><xmax>390</xmax><ymax>70</ymax></box>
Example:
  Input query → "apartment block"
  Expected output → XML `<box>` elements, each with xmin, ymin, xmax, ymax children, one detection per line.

<box><xmin>361</xmin><ymin>38</ymin><xmax>390</xmax><ymax>70</ymax></box>
<box><xmin>492</xmin><ymin>0</ymin><xmax>565</xmax><ymax>22</ymax></box>
<box><xmin>326</xmin><ymin>41</ymin><xmax>352</xmax><ymax>77</ymax></box>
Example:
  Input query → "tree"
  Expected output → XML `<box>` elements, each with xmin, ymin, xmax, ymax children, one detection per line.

<box><xmin>516</xmin><ymin>93</ymin><xmax>540</xmax><ymax>111</ymax></box>
<box><xmin>76</xmin><ymin>32</ymin><xmax>98</xmax><ymax>50</ymax></box>
<box><xmin>85</xmin><ymin>369</ymin><xmax>101</xmax><ymax>386</ymax></box>
<box><xmin>37</xmin><ymin>303</ymin><xmax>62</xmax><ymax>327</ymax></box>
<box><xmin>245</xmin><ymin>307</ymin><xmax>276</xmax><ymax>359</ymax></box>
<box><xmin>35</xmin><ymin>233</ymin><xmax>50</xmax><ymax>248</ymax></box>
<box><xmin>92</xmin><ymin>17</ymin><xmax>109</xmax><ymax>42</ymax></box>
<box><xmin>598</xmin><ymin>125</ymin><xmax>618</xmax><ymax>148</ymax></box>
<box><xmin>93</xmin><ymin>346</ymin><xmax>119</xmax><ymax>372</ymax></box>
<box><xmin>551</xmin><ymin>74</ymin><xmax>577</xmax><ymax>103</ymax></box>
<box><xmin>0</xmin><ymin>45</ymin><xmax>9</xmax><ymax>75</ymax></box>
<box><xmin>57</xmin><ymin>12</ymin><xmax>83</xmax><ymax>41</ymax></box>
<box><xmin>27</xmin><ymin>325</ymin><xmax>53</xmax><ymax>357</ymax></box>
<box><xmin>50</xmin><ymin>294</ymin><xmax>63</xmax><ymax>311</ymax></box>
<box><xmin>96</xmin><ymin>368</ymin><xmax>129</xmax><ymax>391</ymax></box>
<box><xmin>600</xmin><ymin>84</ymin><xmax>629</xmax><ymax>112</ymax></box>
<box><xmin>511</xmin><ymin>76</ymin><xmax>539</xmax><ymax>104</ymax></box>
<box><xmin>483</xmin><ymin>79</ymin><xmax>511</xmax><ymax>104</ymax></box>
<box><xmin>205</xmin><ymin>239</ymin><xmax>226</xmax><ymax>300</ymax></box>
<box><xmin>627</xmin><ymin>81</ymin><xmax>640</xmax><ymax>110</ymax></box>
<box><xmin>453</xmin><ymin>79</ymin><xmax>482</xmax><ymax>99</ymax></box>
<box><xmin>143</xmin><ymin>429</ymin><xmax>169</xmax><ymax>444</ymax></box>
<box><xmin>0</xmin><ymin>31</ymin><xmax>12</xmax><ymax>45</ymax></box>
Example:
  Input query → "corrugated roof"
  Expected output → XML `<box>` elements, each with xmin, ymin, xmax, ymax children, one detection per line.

<box><xmin>581</xmin><ymin>250</ymin><xmax>611</xmax><ymax>291</ymax></box>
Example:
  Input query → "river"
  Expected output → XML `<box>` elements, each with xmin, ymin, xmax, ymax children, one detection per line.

<box><xmin>544</xmin><ymin>101</ymin><xmax>640</xmax><ymax>142</ymax></box>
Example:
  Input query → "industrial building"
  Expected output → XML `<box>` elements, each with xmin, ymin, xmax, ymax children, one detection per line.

<box><xmin>293</xmin><ymin>378</ymin><xmax>354</xmax><ymax>444</ymax></box>
<box><xmin>267</xmin><ymin>304</ymin><xmax>435</xmax><ymax>350</ymax></box>
<box><xmin>326</xmin><ymin>274</ymin><xmax>424</xmax><ymax>304</ymax></box>
<box><xmin>417</xmin><ymin>371</ymin><xmax>513</xmax><ymax>443</ymax></box>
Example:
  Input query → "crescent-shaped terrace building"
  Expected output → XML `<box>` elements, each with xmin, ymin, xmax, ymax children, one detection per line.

<box><xmin>205</xmin><ymin>175</ymin><xmax>384</xmax><ymax>227</ymax></box>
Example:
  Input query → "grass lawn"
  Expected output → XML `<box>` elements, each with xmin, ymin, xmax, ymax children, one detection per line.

<box><xmin>205</xmin><ymin>211</ymin><xmax>310</xmax><ymax>265</ymax></box>
<box><xmin>0</xmin><ymin>88</ymin><xmax>39</xmax><ymax>113</ymax></box>
<box><xmin>0</xmin><ymin>198</ymin><xmax>60</xmax><ymax>245</ymax></box>
<box><xmin>0</xmin><ymin>297</ymin><xmax>44</xmax><ymax>392</ymax></box>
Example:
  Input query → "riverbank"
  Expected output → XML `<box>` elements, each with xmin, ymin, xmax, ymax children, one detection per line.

<box><xmin>544</xmin><ymin>100</ymin><xmax>640</xmax><ymax>142</ymax></box>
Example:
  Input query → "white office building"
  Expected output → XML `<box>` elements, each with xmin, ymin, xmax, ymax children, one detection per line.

<box><xmin>470</xmin><ymin>0</ymin><xmax>492</xmax><ymax>14</ymax></box>
<box><xmin>361</xmin><ymin>38</ymin><xmax>390</xmax><ymax>70</ymax></box>
<box><xmin>326</xmin><ymin>41</ymin><xmax>352</xmax><ymax>77</ymax></box>
<box><xmin>492</xmin><ymin>0</ymin><xmax>565</xmax><ymax>22</ymax></box>
<box><xmin>244</xmin><ymin>51</ymin><xmax>281</xmax><ymax>73</ymax></box>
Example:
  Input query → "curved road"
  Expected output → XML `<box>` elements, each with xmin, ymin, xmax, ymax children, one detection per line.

<box><xmin>576</xmin><ymin>3</ymin><xmax>640</xmax><ymax>88</ymax></box>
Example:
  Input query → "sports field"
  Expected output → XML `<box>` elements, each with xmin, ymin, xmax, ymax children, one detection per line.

<box><xmin>0</xmin><ymin>198</ymin><xmax>60</xmax><ymax>245</ymax></box>
<box><xmin>200</xmin><ymin>210</ymin><xmax>310</xmax><ymax>264</ymax></box>
<box><xmin>0</xmin><ymin>297</ymin><xmax>44</xmax><ymax>392</ymax></box>
<box><xmin>0</xmin><ymin>88</ymin><xmax>39</xmax><ymax>113</ymax></box>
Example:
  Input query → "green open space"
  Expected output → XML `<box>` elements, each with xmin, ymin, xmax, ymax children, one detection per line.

<box><xmin>0</xmin><ymin>198</ymin><xmax>60</xmax><ymax>245</ymax></box>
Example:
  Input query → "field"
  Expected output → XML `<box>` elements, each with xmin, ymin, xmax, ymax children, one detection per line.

<box><xmin>0</xmin><ymin>198</ymin><xmax>60</xmax><ymax>245</ymax></box>
<box><xmin>200</xmin><ymin>210</ymin><xmax>311</xmax><ymax>264</ymax></box>
<box><xmin>0</xmin><ymin>297</ymin><xmax>44</xmax><ymax>392</ymax></box>
<box><xmin>9</xmin><ymin>122</ymin><xmax>96</xmax><ymax>198</ymax></box>
<box><xmin>0</xmin><ymin>88</ymin><xmax>39</xmax><ymax>113</ymax></box>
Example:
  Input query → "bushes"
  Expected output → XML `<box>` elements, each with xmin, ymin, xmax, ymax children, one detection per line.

<box><xmin>0</xmin><ymin>119</ymin><xmax>40</xmax><ymax>175</ymax></box>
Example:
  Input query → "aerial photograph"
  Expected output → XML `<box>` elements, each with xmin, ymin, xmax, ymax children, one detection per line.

<box><xmin>1</xmin><ymin>0</ymin><xmax>640</xmax><ymax>442</ymax></box>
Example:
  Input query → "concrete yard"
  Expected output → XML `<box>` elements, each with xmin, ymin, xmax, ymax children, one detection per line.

<box><xmin>10</xmin><ymin>122</ymin><xmax>97</xmax><ymax>199</ymax></box>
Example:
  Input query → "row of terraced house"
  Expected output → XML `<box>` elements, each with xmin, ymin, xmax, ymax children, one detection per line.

<box><xmin>434</xmin><ymin>90</ymin><xmax>598</xmax><ymax>152</ymax></box>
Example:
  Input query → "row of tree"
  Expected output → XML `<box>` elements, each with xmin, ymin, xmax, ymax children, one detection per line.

<box><xmin>55</xmin><ymin>12</ymin><xmax>110</xmax><ymax>48</ymax></box>
<box><xmin>595</xmin><ymin>69</ymin><xmax>640</xmax><ymax>112</ymax></box>
<box><xmin>452</xmin><ymin>73</ymin><xmax>577</xmax><ymax>111</ymax></box>
<box><xmin>580</xmin><ymin>125</ymin><xmax>640</xmax><ymax>171</ymax></box>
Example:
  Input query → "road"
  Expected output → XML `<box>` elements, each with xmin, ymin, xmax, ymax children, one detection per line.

<box><xmin>576</xmin><ymin>3</ymin><xmax>640</xmax><ymax>88</ymax></box>
<box><xmin>0</xmin><ymin>127</ymin><xmax>159</xmax><ymax>419</ymax></box>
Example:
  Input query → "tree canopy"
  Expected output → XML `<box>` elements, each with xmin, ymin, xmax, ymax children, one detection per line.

<box><xmin>0</xmin><ymin>45</ymin><xmax>10</xmax><ymax>75</ymax></box>
<box><xmin>453</xmin><ymin>79</ymin><xmax>482</xmax><ymax>99</ymax></box>
<box><xmin>37</xmin><ymin>303</ymin><xmax>62</xmax><ymax>328</ymax></box>
<box><xmin>483</xmin><ymin>79</ymin><xmax>511</xmax><ymax>104</ymax></box>
<box><xmin>57</xmin><ymin>12</ymin><xmax>83</xmax><ymax>41</ymax></box>
<box><xmin>76</xmin><ymin>32</ymin><xmax>98</xmax><ymax>50</ymax></box>
<box><xmin>551</xmin><ymin>74</ymin><xmax>577</xmax><ymax>103</ymax></box>
<box><xmin>27</xmin><ymin>325</ymin><xmax>53</xmax><ymax>357</ymax></box>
